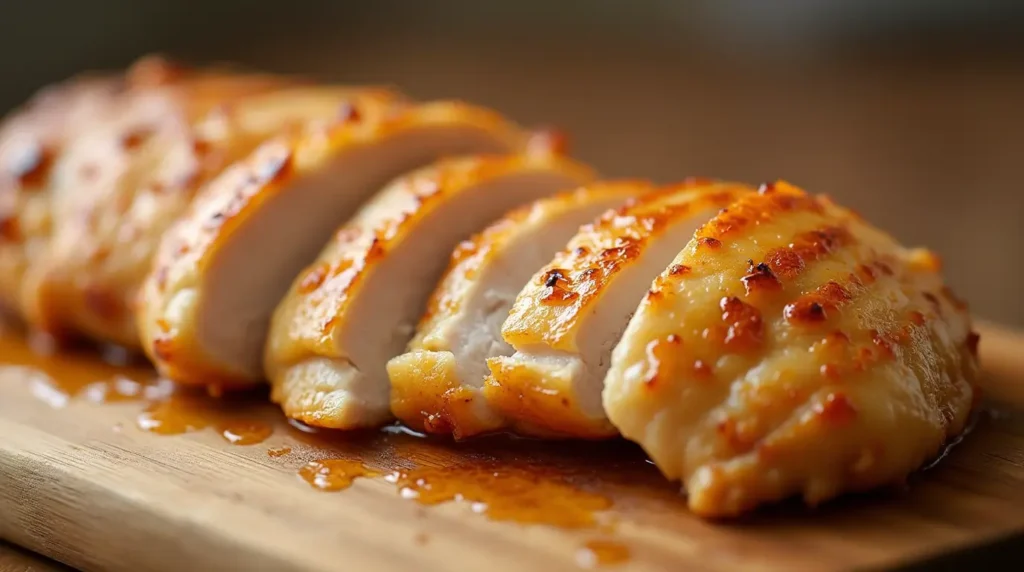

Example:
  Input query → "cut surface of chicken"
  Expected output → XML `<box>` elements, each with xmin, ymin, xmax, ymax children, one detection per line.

<box><xmin>387</xmin><ymin>180</ymin><xmax>648</xmax><ymax>438</ymax></box>
<box><xmin>266</xmin><ymin>152</ymin><xmax>594</xmax><ymax>429</ymax></box>
<box><xmin>140</xmin><ymin>100</ymin><xmax>529</xmax><ymax>388</ymax></box>
<box><xmin>18</xmin><ymin>55</ymin><xmax>397</xmax><ymax>348</ymax></box>
<box><xmin>603</xmin><ymin>181</ymin><xmax>979</xmax><ymax>517</ymax></box>
<box><xmin>0</xmin><ymin>72</ymin><xmax>123</xmax><ymax>317</ymax></box>
<box><xmin>485</xmin><ymin>180</ymin><xmax>756</xmax><ymax>438</ymax></box>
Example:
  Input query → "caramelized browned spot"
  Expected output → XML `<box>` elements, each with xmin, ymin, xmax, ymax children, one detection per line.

<box><xmin>784</xmin><ymin>281</ymin><xmax>851</xmax><ymax>325</ymax></box>
<box><xmin>642</xmin><ymin>334</ymin><xmax>682</xmax><ymax>388</ymax></box>
<box><xmin>741</xmin><ymin>260</ymin><xmax>782</xmax><ymax>295</ymax></box>
<box><xmin>765</xmin><ymin>226</ymin><xmax>853</xmax><ymax>280</ymax></box>
<box><xmin>337</xmin><ymin>101</ymin><xmax>362</xmax><ymax>124</ymax></box>
<box><xmin>697</xmin><ymin>236</ymin><xmax>722</xmax><ymax>250</ymax></box>
<box><xmin>298</xmin><ymin>263</ymin><xmax>330</xmax><ymax>294</ymax></box>
<box><xmin>0</xmin><ymin>215</ymin><xmax>21</xmax><ymax>242</ymax></box>
<box><xmin>121</xmin><ymin>128</ymin><xmax>152</xmax><ymax>150</ymax></box>
<box><xmin>909</xmin><ymin>311</ymin><xmax>926</xmax><ymax>326</ymax></box>
<box><xmin>698</xmin><ymin>185</ymin><xmax>824</xmax><ymax>242</ymax></box>
<box><xmin>667</xmin><ymin>264</ymin><xmax>690</xmax><ymax>276</ymax></box>
<box><xmin>9</xmin><ymin>141</ymin><xmax>53</xmax><ymax>188</ymax></box>
<box><xmin>719</xmin><ymin>296</ymin><xmax>763</xmax><ymax>350</ymax></box>
<box><xmin>814</xmin><ymin>392</ymin><xmax>857</xmax><ymax>426</ymax></box>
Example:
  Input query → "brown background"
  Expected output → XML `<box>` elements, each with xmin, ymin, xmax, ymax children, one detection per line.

<box><xmin>1</xmin><ymin>0</ymin><xmax>1022</xmax><ymax>324</ymax></box>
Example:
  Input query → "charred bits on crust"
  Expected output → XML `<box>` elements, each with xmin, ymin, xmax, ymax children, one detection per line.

<box><xmin>719</xmin><ymin>296</ymin><xmax>763</xmax><ymax>350</ymax></box>
<box><xmin>697</xmin><ymin>236</ymin><xmax>722</xmax><ymax>250</ymax></box>
<box><xmin>741</xmin><ymin>260</ymin><xmax>782</xmax><ymax>295</ymax></box>
<box><xmin>784</xmin><ymin>281</ymin><xmax>852</xmax><ymax>325</ymax></box>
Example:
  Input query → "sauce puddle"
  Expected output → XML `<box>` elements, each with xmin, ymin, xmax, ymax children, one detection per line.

<box><xmin>1</xmin><ymin>327</ymin><xmax>668</xmax><ymax>567</ymax></box>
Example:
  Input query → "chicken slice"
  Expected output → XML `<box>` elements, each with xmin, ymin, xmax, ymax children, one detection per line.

<box><xmin>484</xmin><ymin>180</ymin><xmax>756</xmax><ymax>438</ymax></box>
<box><xmin>19</xmin><ymin>56</ymin><xmax>393</xmax><ymax>347</ymax></box>
<box><xmin>0</xmin><ymin>72</ymin><xmax>122</xmax><ymax>317</ymax></box>
<box><xmin>603</xmin><ymin>181</ymin><xmax>980</xmax><ymax>517</ymax></box>
<box><xmin>266</xmin><ymin>152</ymin><xmax>594</xmax><ymax>429</ymax></box>
<box><xmin>140</xmin><ymin>101</ymin><xmax>529</xmax><ymax>388</ymax></box>
<box><xmin>387</xmin><ymin>180</ymin><xmax>648</xmax><ymax>438</ymax></box>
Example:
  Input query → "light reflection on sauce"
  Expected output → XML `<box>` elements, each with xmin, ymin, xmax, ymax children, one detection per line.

<box><xmin>299</xmin><ymin>459</ymin><xmax>381</xmax><ymax>491</ymax></box>
<box><xmin>219</xmin><ymin>420</ymin><xmax>274</xmax><ymax>445</ymax></box>
<box><xmin>267</xmin><ymin>446</ymin><xmax>292</xmax><ymax>458</ymax></box>
<box><xmin>387</xmin><ymin>464</ymin><xmax>613</xmax><ymax>528</ymax></box>
<box><xmin>576</xmin><ymin>540</ymin><xmax>631</xmax><ymax>568</ymax></box>
<box><xmin>2</xmin><ymin>326</ymin><xmax>657</xmax><ymax>568</ymax></box>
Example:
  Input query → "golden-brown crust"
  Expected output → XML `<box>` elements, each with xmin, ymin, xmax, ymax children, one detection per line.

<box><xmin>603</xmin><ymin>180</ymin><xmax>979</xmax><ymax>517</ymax></box>
<box><xmin>499</xmin><ymin>180</ymin><xmax>754</xmax><ymax>353</ymax></box>
<box><xmin>140</xmin><ymin>98</ymin><xmax>523</xmax><ymax>386</ymax></box>
<box><xmin>266</xmin><ymin>151</ymin><xmax>591</xmax><ymax>427</ymax></box>
<box><xmin>484</xmin><ymin>180</ymin><xmax>757</xmax><ymax>438</ymax></box>
<box><xmin>0</xmin><ymin>72</ymin><xmax>123</xmax><ymax>316</ymax></box>
<box><xmin>14</xmin><ymin>57</ymin><xmax>308</xmax><ymax>346</ymax></box>
<box><xmin>389</xmin><ymin>181</ymin><xmax>644</xmax><ymax>438</ymax></box>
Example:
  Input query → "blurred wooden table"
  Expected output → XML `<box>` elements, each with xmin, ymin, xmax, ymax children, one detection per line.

<box><xmin>0</xmin><ymin>542</ymin><xmax>65</xmax><ymax>572</ymax></box>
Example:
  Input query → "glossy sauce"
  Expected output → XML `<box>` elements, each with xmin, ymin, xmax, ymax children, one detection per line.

<box><xmin>0</xmin><ymin>327</ymin><xmax>657</xmax><ymax>567</ymax></box>
<box><xmin>387</xmin><ymin>464</ymin><xmax>612</xmax><ymax>528</ymax></box>
<box><xmin>576</xmin><ymin>540</ymin><xmax>631</xmax><ymax>568</ymax></box>
<box><xmin>299</xmin><ymin>459</ymin><xmax>381</xmax><ymax>491</ymax></box>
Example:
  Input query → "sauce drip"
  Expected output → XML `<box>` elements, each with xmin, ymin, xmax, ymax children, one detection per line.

<box><xmin>267</xmin><ymin>446</ymin><xmax>293</xmax><ymax>458</ymax></box>
<box><xmin>299</xmin><ymin>459</ymin><xmax>381</xmax><ymax>491</ymax></box>
<box><xmin>388</xmin><ymin>463</ymin><xmax>612</xmax><ymax>528</ymax></box>
<box><xmin>576</xmin><ymin>540</ymin><xmax>631</xmax><ymax>568</ymax></box>
<box><xmin>219</xmin><ymin>420</ymin><xmax>274</xmax><ymax>445</ymax></box>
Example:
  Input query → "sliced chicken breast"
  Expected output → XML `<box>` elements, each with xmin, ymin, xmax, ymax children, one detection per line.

<box><xmin>485</xmin><ymin>180</ymin><xmax>756</xmax><ymax>438</ymax></box>
<box><xmin>0</xmin><ymin>72</ymin><xmax>122</xmax><ymax>317</ymax></box>
<box><xmin>19</xmin><ymin>56</ymin><xmax>392</xmax><ymax>347</ymax></box>
<box><xmin>387</xmin><ymin>180</ymin><xmax>648</xmax><ymax>438</ymax></box>
<box><xmin>266</xmin><ymin>153</ymin><xmax>594</xmax><ymax>429</ymax></box>
<box><xmin>603</xmin><ymin>181</ymin><xmax>979</xmax><ymax>517</ymax></box>
<box><xmin>140</xmin><ymin>101</ymin><xmax>529</xmax><ymax>388</ymax></box>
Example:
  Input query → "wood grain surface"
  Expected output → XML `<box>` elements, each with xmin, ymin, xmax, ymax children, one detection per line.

<box><xmin>0</xmin><ymin>324</ymin><xmax>1022</xmax><ymax>572</ymax></box>
<box><xmin>0</xmin><ymin>542</ymin><xmax>66</xmax><ymax>572</ymax></box>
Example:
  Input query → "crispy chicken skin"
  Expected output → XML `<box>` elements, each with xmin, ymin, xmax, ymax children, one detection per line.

<box><xmin>388</xmin><ymin>181</ymin><xmax>645</xmax><ymax>438</ymax></box>
<box><xmin>267</xmin><ymin>152</ymin><xmax>593</xmax><ymax>429</ymax></box>
<box><xmin>485</xmin><ymin>180</ymin><xmax>756</xmax><ymax>438</ymax></box>
<box><xmin>18</xmin><ymin>56</ymin><xmax>393</xmax><ymax>347</ymax></box>
<box><xmin>139</xmin><ymin>100</ymin><xmax>526</xmax><ymax>387</ymax></box>
<box><xmin>603</xmin><ymin>181</ymin><xmax>980</xmax><ymax>517</ymax></box>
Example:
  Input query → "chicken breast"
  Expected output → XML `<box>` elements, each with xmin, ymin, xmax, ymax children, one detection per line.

<box><xmin>140</xmin><ymin>101</ymin><xmax>529</xmax><ymax>388</ymax></box>
<box><xmin>18</xmin><ymin>55</ymin><xmax>393</xmax><ymax>347</ymax></box>
<box><xmin>387</xmin><ymin>180</ymin><xmax>648</xmax><ymax>438</ymax></box>
<box><xmin>485</xmin><ymin>180</ymin><xmax>756</xmax><ymax>438</ymax></box>
<box><xmin>266</xmin><ymin>152</ymin><xmax>594</xmax><ymax>429</ymax></box>
<box><xmin>603</xmin><ymin>181</ymin><xmax>980</xmax><ymax>517</ymax></box>
<box><xmin>0</xmin><ymin>72</ymin><xmax>122</xmax><ymax>317</ymax></box>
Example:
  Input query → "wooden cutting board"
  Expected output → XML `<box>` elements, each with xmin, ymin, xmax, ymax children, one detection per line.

<box><xmin>1</xmin><ymin>322</ymin><xmax>1023</xmax><ymax>572</ymax></box>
